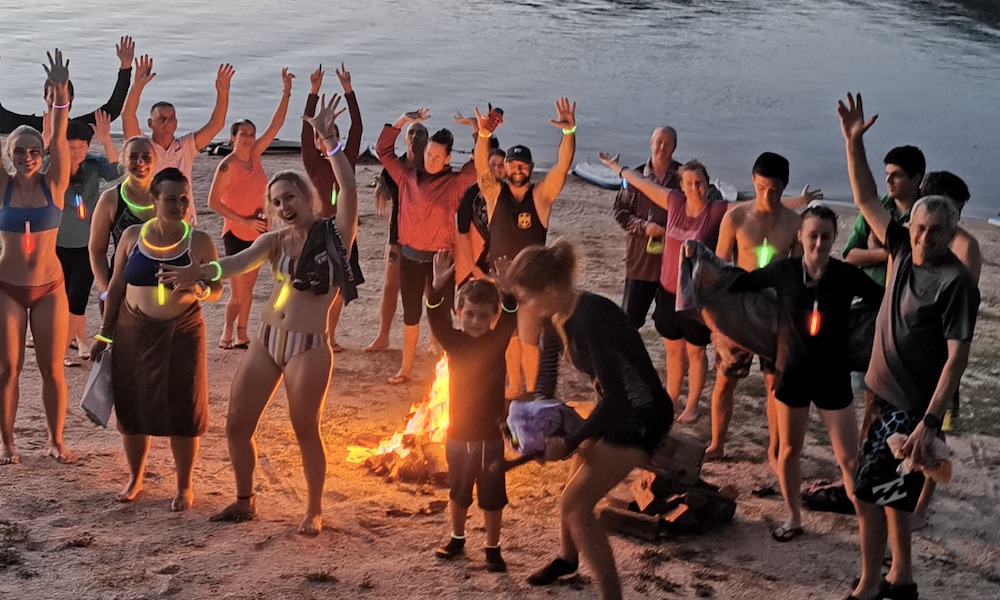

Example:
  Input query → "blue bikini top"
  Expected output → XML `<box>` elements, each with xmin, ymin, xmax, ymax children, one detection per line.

<box><xmin>123</xmin><ymin>237</ymin><xmax>192</xmax><ymax>287</ymax></box>
<box><xmin>0</xmin><ymin>181</ymin><xmax>62</xmax><ymax>233</ymax></box>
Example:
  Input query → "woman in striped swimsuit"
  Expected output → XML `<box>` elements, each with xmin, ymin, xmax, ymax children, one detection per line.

<box><xmin>162</xmin><ymin>95</ymin><xmax>358</xmax><ymax>536</ymax></box>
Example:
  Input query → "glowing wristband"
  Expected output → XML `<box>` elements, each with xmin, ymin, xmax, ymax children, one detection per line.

<box><xmin>94</xmin><ymin>334</ymin><xmax>113</xmax><ymax>344</ymax></box>
<box><xmin>562</xmin><ymin>125</ymin><xmax>577</xmax><ymax>135</ymax></box>
<box><xmin>99</xmin><ymin>290</ymin><xmax>108</xmax><ymax>302</ymax></box>
<box><xmin>194</xmin><ymin>283</ymin><xmax>211</xmax><ymax>301</ymax></box>
<box><xmin>207</xmin><ymin>260</ymin><xmax>223</xmax><ymax>282</ymax></box>
<box><xmin>618</xmin><ymin>166</ymin><xmax>627</xmax><ymax>178</ymax></box>
<box><xmin>425</xmin><ymin>297</ymin><xmax>444</xmax><ymax>309</ymax></box>
<box><xmin>478</xmin><ymin>130</ymin><xmax>492</xmax><ymax>138</ymax></box>
<box><xmin>325</xmin><ymin>140</ymin><xmax>344</xmax><ymax>157</ymax></box>
<box><xmin>52</xmin><ymin>101</ymin><xmax>70</xmax><ymax>110</ymax></box>
<box><xmin>501</xmin><ymin>301</ymin><xmax>517</xmax><ymax>314</ymax></box>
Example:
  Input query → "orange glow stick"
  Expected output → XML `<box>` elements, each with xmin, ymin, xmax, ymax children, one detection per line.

<box><xmin>23</xmin><ymin>221</ymin><xmax>33</xmax><ymax>254</ymax></box>
<box><xmin>809</xmin><ymin>299</ymin><xmax>820</xmax><ymax>336</ymax></box>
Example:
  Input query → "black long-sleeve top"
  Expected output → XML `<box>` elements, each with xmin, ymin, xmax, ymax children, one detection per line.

<box><xmin>0</xmin><ymin>67</ymin><xmax>131</xmax><ymax>134</ymax></box>
<box><xmin>729</xmin><ymin>257</ymin><xmax>883</xmax><ymax>404</ymax></box>
<box><xmin>426</xmin><ymin>288</ymin><xmax>518</xmax><ymax>442</ymax></box>
<box><xmin>561</xmin><ymin>292</ymin><xmax>673</xmax><ymax>453</ymax></box>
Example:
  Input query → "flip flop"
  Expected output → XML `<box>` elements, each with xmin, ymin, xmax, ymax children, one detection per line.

<box><xmin>771</xmin><ymin>524</ymin><xmax>804</xmax><ymax>542</ymax></box>
<box><xmin>233</xmin><ymin>340</ymin><xmax>250</xmax><ymax>349</ymax></box>
<box><xmin>63</xmin><ymin>357</ymin><xmax>81</xmax><ymax>368</ymax></box>
<box><xmin>219</xmin><ymin>339</ymin><xmax>234</xmax><ymax>350</ymax></box>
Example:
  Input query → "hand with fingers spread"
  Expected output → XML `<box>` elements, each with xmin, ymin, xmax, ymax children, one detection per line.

<box><xmin>216</xmin><ymin>63</ymin><xmax>236</xmax><ymax>94</ymax></box>
<box><xmin>91</xmin><ymin>110</ymin><xmax>113</xmax><ymax>145</ymax></box>
<box><xmin>837</xmin><ymin>92</ymin><xmax>877</xmax><ymax>143</ymax></box>
<box><xmin>597</xmin><ymin>151</ymin><xmax>621</xmax><ymax>171</ymax></box>
<box><xmin>304</xmin><ymin>93</ymin><xmax>347</xmax><ymax>143</ymax></box>
<box><xmin>550</xmin><ymin>97</ymin><xmax>576</xmax><ymax>131</ymax></box>
<box><xmin>44</xmin><ymin>48</ymin><xmax>70</xmax><ymax>89</ymax></box>
<box><xmin>454</xmin><ymin>111</ymin><xmax>477</xmax><ymax>130</ymax></box>
<box><xmin>116</xmin><ymin>35</ymin><xmax>135</xmax><ymax>69</ymax></box>
<box><xmin>335</xmin><ymin>62</ymin><xmax>351</xmax><ymax>94</ymax></box>
<box><xmin>309</xmin><ymin>64</ymin><xmax>324</xmax><ymax>95</ymax></box>
<box><xmin>473</xmin><ymin>105</ymin><xmax>503</xmax><ymax>134</ymax></box>
<box><xmin>492</xmin><ymin>255</ymin><xmax>513</xmax><ymax>295</ymax></box>
<box><xmin>133</xmin><ymin>54</ymin><xmax>155</xmax><ymax>88</ymax></box>
<box><xmin>432</xmin><ymin>250</ymin><xmax>456</xmax><ymax>292</ymax></box>
<box><xmin>801</xmin><ymin>184</ymin><xmax>823</xmax><ymax>204</ymax></box>
<box><xmin>397</xmin><ymin>107</ymin><xmax>430</xmax><ymax>126</ymax></box>
<box><xmin>280</xmin><ymin>66</ymin><xmax>295</xmax><ymax>95</ymax></box>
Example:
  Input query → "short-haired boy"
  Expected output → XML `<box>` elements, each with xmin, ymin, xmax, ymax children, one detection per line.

<box><xmin>426</xmin><ymin>250</ymin><xmax>518</xmax><ymax>572</ymax></box>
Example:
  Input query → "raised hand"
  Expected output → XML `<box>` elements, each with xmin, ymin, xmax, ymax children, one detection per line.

<box><xmin>837</xmin><ymin>92</ymin><xmax>877</xmax><ymax>142</ymax></box>
<box><xmin>335</xmin><ymin>62</ymin><xmax>352</xmax><ymax>94</ymax></box>
<box><xmin>116</xmin><ymin>35</ymin><xmax>135</xmax><ymax>69</ymax></box>
<box><xmin>401</xmin><ymin>108</ymin><xmax>430</xmax><ymax>123</ymax></box>
<box><xmin>549</xmin><ymin>97</ymin><xmax>576</xmax><ymax>130</ymax></box>
<box><xmin>454</xmin><ymin>112</ymin><xmax>477</xmax><ymax>129</ymax></box>
<box><xmin>303</xmin><ymin>93</ymin><xmax>347</xmax><ymax>141</ymax></box>
<box><xmin>802</xmin><ymin>184</ymin><xmax>823</xmax><ymax>204</ymax></box>
<box><xmin>309</xmin><ymin>64</ymin><xmax>324</xmax><ymax>95</ymax></box>
<box><xmin>133</xmin><ymin>54</ymin><xmax>155</xmax><ymax>87</ymax></box>
<box><xmin>280</xmin><ymin>67</ymin><xmax>294</xmax><ymax>95</ymax></box>
<box><xmin>597</xmin><ymin>151</ymin><xmax>621</xmax><ymax>170</ymax></box>
<box><xmin>216</xmin><ymin>63</ymin><xmax>236</xmax><ymax>94</ymax></box>
<box><xmin>44</xmin><ymin>48</ymin><xmax>70</xmax><ymax>87</ymax></box>
<box><xmin>432</xmin><ymin>250</ymin><xmax>456</xmax><ymax>292</ymax></box>
<box><xmin>473</xmin><ymin>105</ymin><xmax>503</xmax><ymax>134</ymax></box>
<box><xmin>91</xmin><ymin>110</ymin><xmax>113</xmax><ymax>144</ymax></box>
<box><xmin>492</xmin><ymin>255</ymin><xmax>513</xmax><ymax>294</ymax></box>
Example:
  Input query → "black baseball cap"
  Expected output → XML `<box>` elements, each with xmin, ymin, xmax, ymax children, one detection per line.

<box><xmin>506</xmin><ymin>145</ymin><xmax>533</xmax><ymax>164</ymax></box>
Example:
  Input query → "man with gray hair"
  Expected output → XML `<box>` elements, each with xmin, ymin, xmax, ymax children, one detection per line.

<box><xmin>838</xmin><ymin>92</ymin><xmax>979</xmax><ymax>600</ymax></box>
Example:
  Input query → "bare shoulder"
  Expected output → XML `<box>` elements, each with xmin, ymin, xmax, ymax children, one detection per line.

<box><xmin>726</xmin><ymin>200</ymin><xmax>754</xmax><ymax>222</ymax></box>
<box><xmin>778</xmin><ymin>205</ymin><xmax>803</xmax><ymax>227</ymax></box>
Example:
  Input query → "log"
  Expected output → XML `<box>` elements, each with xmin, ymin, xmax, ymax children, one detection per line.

<box><xmin>598</xmin><ymin>506</ymin><xmax>661</xmax><ymax>542</ymax></box>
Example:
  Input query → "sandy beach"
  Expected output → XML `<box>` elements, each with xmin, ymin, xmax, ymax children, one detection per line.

<box><xmin>1</xmin><ymin>151</ymin><xmax>998</xmax><ymax>600</ymax></box>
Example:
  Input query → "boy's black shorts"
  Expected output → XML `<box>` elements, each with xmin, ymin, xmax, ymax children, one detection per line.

<box><xmin>853</xmin><ymin>397</ymin><xmax>924</xmax><ymax>512</ymax></box>
<box><xmin>446</xmin><ymin>439</ymin><xmax>507</xmax><ymax>511</ymax></box>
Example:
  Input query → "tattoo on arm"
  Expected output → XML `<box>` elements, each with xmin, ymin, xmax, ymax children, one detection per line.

<box><xmin>219</xmin><ymin>162</ymin><xmax>229</xmax><ymax>172</ymax></box>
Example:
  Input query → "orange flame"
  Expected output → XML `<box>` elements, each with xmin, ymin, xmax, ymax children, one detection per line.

<box><xmin>346</xmin><ymin>355</ymin><xmax>451</xmax><ymax>463</ymax></box>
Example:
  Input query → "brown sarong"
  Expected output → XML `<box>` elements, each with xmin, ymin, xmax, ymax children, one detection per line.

<box><xmin>112</xmin><ymin>302</ymin><xmax>209</xmax><ymax>437</ymax></box>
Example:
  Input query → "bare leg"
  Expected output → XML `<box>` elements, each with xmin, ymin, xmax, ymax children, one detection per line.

<box><xmin>327</xmin><ymin>291</ymin><xmax>345</xmax><ymax>350</ymax></box>
<box><xmin>558</xmin><ymin>447</ymin><xmax>589</xmax><ymax>562</ymax></box>
<box><xmin>676</xmin><ymin>344</ymin><xmax>706</xmax><ymax>423</ymax></box>
<box><xmin>764</xmin><ymin>373</ymin><xmax>780</xmax><ymax>477</ymax></box>
<box><xmin>519</xmin><ymin>307</ymin><xmax>542</xmax><ymax>394</ymax></box>
<box><xmin>913</xmin><ymin>479</ymin><xmax>935</xmax><ymax>529</ymax></box>
<box><xmin>117</xmin><ymin>434</ymin><xmax>150</xmax><ymax>501</ymax></box>
<box><xmin>365</xmin><ymin>243</ymin><xmax>400</xmax><ymax>351</ymax></box>
<box><xmin>283</xmin><ymin>344</ymin><xmax>333</xmax><ymax>535</ymax></box>
<box><xmin>706</xmin><ymin>372</ymin><xmax>738</xmax><ymax>459</ymax></box>
<box><xmin>850</xmin><ymin>499</ymin><xmax>889</xmax><ymax>600</ymax></box>
<box><xmin>31</xmin><ymin>290</ymin><xmax>76</xmax><ymax>463</ymax></box>
<box><xmin>560</xmin><ymin>441</ymin><xmax>646</xmax><ymax>600</ymax></box>
<box><xmin>885</xmin><ymin>507</ymin><xmax>914</xmax><ymax>586</ymax></box>
<box><xmin>221</xmin><ymin>280</ymin><xmax>238</xmax><ymax>345</ymax></box>
<box><xmin>774</xmin><ymin>402</ymin><xmax>809</xmax><ymax>533</ymax></box>
<box><xmin>663</xmin><ymin>338</ymin><xmax>686</xmax><ymax>403</ymax></box>
<box><xmin>817</xmin><ymin>406</ymin><xmax>859</xmax><ymax>500</ymax></box>
<box><xmin>505</xmin><ymin>335</ymin><xmax>523</xmax><ymax>399</ymax></box>
<box><xmin>449</xmin><ymin>500</ymin><xmax>469</xmax><ymax>538</ymax></box>
<box><xmin>67</xmin><ymin>313</ymin><xmax>87</xmax><ymax>358</ymax></box>
<box><xmin>169</xmin><ymin>436</ymin><xmax>199</xmax><ymax>511</ymax></box>
<box><xmin>0</xmin><ymin>290</ymin><xmax>27</xmax><ymax>465</ymax></box>
<box><xmin>391</xmin><ymin>324</ymin><xmax>419</xmax><ymax>383</ymax></box>
<box><xmin>210</xmin><ymin>339</ymin><xmax>282</xmax><ymax>522</ymax></box>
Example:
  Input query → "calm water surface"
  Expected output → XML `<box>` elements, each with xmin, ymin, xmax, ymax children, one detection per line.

<box><xmin>2</xmin><ymin>0</ymin><xmax>998</xmax><ymax>215</ymax></box>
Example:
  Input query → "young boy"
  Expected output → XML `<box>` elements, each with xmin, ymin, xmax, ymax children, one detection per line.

<box><xmin>426</xmin><ymin>250</ymin><xmax>518</xmax><ymax>572</ymax></box>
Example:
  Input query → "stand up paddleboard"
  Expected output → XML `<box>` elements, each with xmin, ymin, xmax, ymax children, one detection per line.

<box><xmin>989</xmin><ymin>215</ymin><xmax>1000</xmax><ymax>228</ymax></box>
<box><xmin>203</xmin><ymin>139</ymin><xmax>302</xmax><ymax>156</ymax></box>
<box><xmin>572</xmin><ymin>161</ymin><xmax>739</xmax><ymax>202</ymax></box>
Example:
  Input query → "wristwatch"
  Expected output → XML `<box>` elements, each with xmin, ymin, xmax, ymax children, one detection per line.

<box><xmin>922</xmin><ymin>413</ymin><xmax>943</xmax><ymax>429</ymax></box>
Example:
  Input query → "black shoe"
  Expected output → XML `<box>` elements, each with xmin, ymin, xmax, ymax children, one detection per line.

<box><xmin>527</xmin><ymin>557</ymin><xmax>578</xmax><ymax>586</ymax></box>
<box><xmin>879</xmin><ymin>579</ymin><xmax>918</xmax><ymax>600</ymax></box>
<box><xmin>435</xmin><ymin>536</ymin><xmax>465</xmax><ymax>559</ymax></box>
<box><xmin>485</xmin><ymin>547</ymin><xmax>506</xmax><ymax>572</ymax></box>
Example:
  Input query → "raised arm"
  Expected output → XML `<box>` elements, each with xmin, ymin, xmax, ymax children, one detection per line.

<box><xmin>91</xmin><ymin>110</ymin><xmax>121</xmax><ymax>166</ymax></box>
<box><xmin>425</xmin><ymin>250</ymin><xmax>463</xmax><ymax>350</ymax></box>
<box><xmin>837</xmin><ymin>92</ymin><xmax>889</xmax><ymax>243</ymax></box>
<box><xmin>310</xmin><ymin>94</ymin><xmax>359</xmax><ymax>248</ymax></box>
<box><xmin>300</xmin><ymin>64</ymin><xmax>324</xmax><ymax>167</ymax></box>
<box><xmin>192</xmin><ymin>63</ymin><xmax>235</xmax><ymax>151</ymax></box>
<box><xmin>377</xmin><ymin>108</ymin><xmax>429</xmax><ymax>182</ymax></box>
<box><xmin>473</xmin><ymin>105</ymin><xmax>503</xmax><ymax>215</ymax></box>
<box><xmin>599</xmin><ymin>152</ymin><xmax>672</xmax><ymax>209</ymax></box>
<box><xmin>252</xmin><ymin>67</ymin><xmax>293</xmax><ymax>155</ymax></box>
<box><xmin>121</xmin><ymin>54</ymin><xmax>154</xmax><ymax>139</ymax></box>
<box><xmin>43</xmin><ymin>49</ymin><xmax>71</xmax><ymax>206</ymax></box>
<box><xmin>336</xmin><ymin>63</ymin><xmax>363</xmax><ymax>166</ymax></box>
<box><xmin>533</xmin><ymin>97</ymin><xmax>577</xmax><ymax>206</ymax></box>
<box><xmin>85</xmin><ymin>36</ymin><xmax>134</xmax><ymax>124</ymax></box>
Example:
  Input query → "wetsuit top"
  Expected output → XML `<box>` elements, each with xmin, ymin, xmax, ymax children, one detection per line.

<box><xmin>123</xmin><ymin>236</ymin><xmax>191</xmax><ymax>287</ymax></box>
<box><xmin>488</xmin><ymin>183</ymin><xmax>547</xmax><ymax>266</ymax></box>
<box><xmin>560</xmin><ymin>292</ymin><xmax>673</xmax><ymax>454</ymax></box>
<box><xmin>0</xmin><ymin>181</ymin><xmax>61</xmax><ymax>232</ymax></box>
<box><xmin>729</xmin><ymin>257</ymin><xmax>884</xmax><ymax>404</ymax></box>
<box><xmin>111</xmin><ymin>183</ymin><xmax>146</xmax><ymax>248</ymax></box>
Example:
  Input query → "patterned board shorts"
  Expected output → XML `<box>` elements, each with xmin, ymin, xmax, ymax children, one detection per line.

<box><xmin>853</xmin><ymin>398</ymin><xmax>925</xmax><ymax>512</ymax></box>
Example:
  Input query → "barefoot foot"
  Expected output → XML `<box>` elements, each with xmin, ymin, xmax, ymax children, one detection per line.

<box><xmin>171</xmin><ymin>488</ymin><xmax>195</xmax><ymax>512</ymax></box>
<box><xmin>364</xmin><ymin>337</ymin><xmax>390</xmax><ymax>352</ymax></box>
<box><xmin>1</xmin><ymin>445</ymin><xmax>20</xmax><ymax>465</ymax></box>
<box><xmin>298</xmin><ymin>513</ymin><xmax>322</xmax><ymax>536</ymax></box>
<box><xmin>209</xmin><ymin>498</ymin><xmax>257</xmax><ymax>523</ymax></box>
<box><xmin>46</xmin><ymin>443</ymin><xmax>78</xmax><ymax>464</ymax></box>
<box><xmin>116</xmin><ymin>479</ymin><xmax>144</xmax><ymax>502</ymax></box>
<box><xmin>675</xmin><ymin>409</ymin><xmax>698</xmax><ymax>424</ymax></box>
<box><xmin>704</xmin><ymin>445</ymin><xmax>725</xmax><ymax>460</ymax></box>
<box><xmin>388</xmin><ymin>370</ymin><xmax>411</xmax><ymax>385</ymax></box>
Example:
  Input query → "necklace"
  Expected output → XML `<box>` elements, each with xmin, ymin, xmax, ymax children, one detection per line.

<box><xmin>754</xmin><ymin>208</ymin><xmax>782</xmax><ymax>269</ymax></box>
<box><xmin>120</xmin><ymin>177</ymin><xmax>155</xmax><ymax>212</ymax></box>
<box><xmin>802</xmin><ymin>258</ymin><xmax>826</xmax><ymax>336</ymax></box>
<box><xmin>140</xmin><ymin>217</ymin><xmax>191</xmax><ymax>254</ymax></box>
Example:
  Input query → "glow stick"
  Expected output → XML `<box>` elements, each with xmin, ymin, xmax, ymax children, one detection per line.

<box><xmin>75</xmin><ymin>193</ymin><xmax>86</xmax><ymax>219</ymax></box>
<box><xmin>331</xmin><ymin>188</ymin><xmax>338</xmax><ymax>206</ymax></box>
<box><xmin>23</xmin><ymin>221</ymin><xmax>33</xmax><ymax>254</ymax></box>
<box><xmin>274</xmin><ymin>281</ymin><xmax>291</xmax><ymax>309</ymax></box>
<box><xmin>157</xmin><ymin>268</ymin><xmax>167</xmax><ymax>306</ymax></box>
<box><xmin>809</xmin><ymin>299</ymin><xmax>820</xmax><ymax>336</ymax></box>
<box><xmin>757</xmin><ymin>236</ymin><xmax>774</xmax><ymax>269</ymax></box>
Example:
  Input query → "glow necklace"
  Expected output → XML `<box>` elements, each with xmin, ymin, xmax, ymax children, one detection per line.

<box><xmin>139</xmin><ymin>218</ymin><xmax>191</xmax><ymax>254</ymax></box>
<box><xmin>756</xmin><ymin>236</ymin><xmax>776</xmax><ymax>268</ymax></box>
<box><xmin>803</xmin><ymin>259</ymin><xmax>824</xmax><ymax>336</ymax></box>
<box><xmin>120</xmin><ymin>178</ymin><xmax>155</xmax><ymax>213</ymax></box>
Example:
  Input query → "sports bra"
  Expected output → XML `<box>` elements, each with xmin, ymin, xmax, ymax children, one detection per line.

<box><xmin>0</xmin><ymin>181</ymin><xmax>61</xmax><ymax>233</ymax></box>
<box><xmin>123</xmin><ymin>236</ymin><xmax>192</xmax><ymax>287</ymax></box>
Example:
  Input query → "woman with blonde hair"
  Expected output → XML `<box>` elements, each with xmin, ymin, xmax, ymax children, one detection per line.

<box><xmin>0</xmin><ymin>50</ymin><xmax>75</xmax><ymax>465</ymax></box>
<box><xmin>162</xmin><ymin>95</ymin><xmax>358</xmax><ymax>535</ymax></box>
<box><xmin>508</xmin><ymin>240</ymin><xmax>672</xmax><ymax>600</ymax></box>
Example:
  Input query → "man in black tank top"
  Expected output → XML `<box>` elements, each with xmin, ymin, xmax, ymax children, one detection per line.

<box><xmin>473</xmin><ymin>98</ymin><xmax>576</xmax><ymax>398</ymax></box>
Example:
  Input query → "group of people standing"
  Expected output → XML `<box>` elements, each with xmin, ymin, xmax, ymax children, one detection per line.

<box><xmin>0</xmin><ymin>37</ymin><xmax>981</xmax><ymax>600</ymax></box>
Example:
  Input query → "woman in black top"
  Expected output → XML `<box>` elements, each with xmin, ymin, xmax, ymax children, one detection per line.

<box><xmin>726</xmin><ymin>206</ymin><xmax>882</xmax><ymax>542</ymax></box>
<box><xmin>508</xmin><ymin>239</ymin><xmax>672</xmax><ymax>600</ymax></box>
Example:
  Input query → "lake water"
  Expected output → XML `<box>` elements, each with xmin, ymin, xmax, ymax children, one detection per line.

<box><xmin>2</xmin><ymin>0</ymin><xmax>998</xmax><ymax>216</ymax></box>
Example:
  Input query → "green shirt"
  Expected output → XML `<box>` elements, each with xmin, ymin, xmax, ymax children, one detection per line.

<box><xmin>842</xmin><ymin>194</ymin><xmax>911</xmax><ymax>287</ymax></box>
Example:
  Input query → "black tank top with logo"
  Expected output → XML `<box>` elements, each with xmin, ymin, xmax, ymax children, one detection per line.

<box><xmin>488</xmin><ymin>183</ymin><xmax>548</xmax><ymax>265</ymax></box>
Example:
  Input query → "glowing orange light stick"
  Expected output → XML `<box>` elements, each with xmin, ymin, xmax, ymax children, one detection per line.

<box><xmin>809</xmin><ymin>299</ymin><xmax>820</xmax><ymax>336</ymax></box>
<box><xmin>74</xmin><ymin>193</ymin><xmax>86</xmax><ymax>219</ymax></box>
<box><xmin>23</xmin><ymin>221</ymin><xmax>33</xmax><ymax>254</ymax></box>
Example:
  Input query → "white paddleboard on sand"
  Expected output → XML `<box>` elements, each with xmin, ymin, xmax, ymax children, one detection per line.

<box><xmin>572</xmin><ymin>162</ymin><xmax>621</xmax><ymax>190</ymax></box>
<box><xmin>989</xmin><ymin>215</ymin><xmax>1000</xmax><ymax>228</ymax></box>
